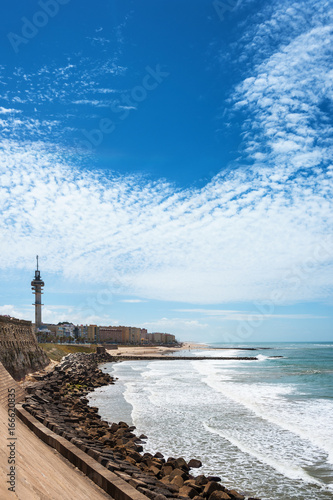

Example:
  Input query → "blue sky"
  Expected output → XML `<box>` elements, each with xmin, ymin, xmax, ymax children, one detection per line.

<box><xmin>0</xmin><ymin>0</ymin><xmax>332</xmax><ymax>342</ymax></box>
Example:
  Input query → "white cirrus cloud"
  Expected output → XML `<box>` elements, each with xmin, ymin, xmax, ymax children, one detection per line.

<box><xmin>0</xmin><ymin>139</ymin><xmax>332</xmax><ymax>305</ymax></box>
<box><xmin>120</xmin><ymin>299</ymin><xmax>148</xmax><ymax>303</ymax></box>
<box><xmin>142</xmin><ymin>318</ymin><xmax>209</xmax><ymax>332</ymax></box>
<box><xmin>231</xmin><ymin>0</ymin><xmax>333</xmax><ymax>172</ymax></box>
<box><xmin>0</xmin><ymin>107</ymin><xmax>22</xmax><ymax>114</ymax></box>
<box><xmin>0</xmin><ymin>0</ymin><xmax>332</xmax><ymax>308</ymax></box>
<box><xmin>176</xmin><ymin>309</ymin><xmax>328</xmax><ymax>321</ymax></box>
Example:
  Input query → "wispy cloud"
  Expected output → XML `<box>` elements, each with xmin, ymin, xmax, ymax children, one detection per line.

<box><xmin>230</xmin><ymin>0</ymin><xmax>333</xmax><ymax>172</ymax></box>
<box><xmin>0</xmin><ymin>53</ymin><xmax>127</xmax><ymax>145</ymax></box>
<box><xmin>0</xmin><ymin>107</ymin><xmax>22</xmax><ymax>114</ymax></box>
<box><xmin>0</xmin><ymin>0</ymin><xmax>332</xmax><ymax>310</ymax></box>
<box><xmin>42</xmin><ymin>306</ymin><xmax>119</xmax><ymax>326</ymax></box>
<box><xmin>120</xmin><ymin>299</ymin><xmax>147</xmax><ymax>303</ymax></box>
<box><xmin>0</xmin><ymin>138</ymin><xmax>331</xmax><ymax>304</ymax></box>
<box><xmin>176</xmin><ymin>309</ymin><xmax>328</xmax><ymax>321</ymax></box>
<box><xmin>0</xmin><ymin>305</ymin><xmax>31</xmax><ymax>320</ymax></box>
<box><xmin>142</xmin><ymin>318</ymin><xmax>209</xmax><ymax>332</ymax></box>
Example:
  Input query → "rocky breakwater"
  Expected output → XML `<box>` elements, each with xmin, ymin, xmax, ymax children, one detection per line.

<box><xmin>117</xmin><ymin>356</ymin><xmax>258</xmax><ymax>361</ymax></box>
<box><xmin>22</xmin><ymin>351</ymin><xmax>260</xmax><ymax>500</ymax></box>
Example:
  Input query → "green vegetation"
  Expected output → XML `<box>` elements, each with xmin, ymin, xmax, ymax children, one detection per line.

<box><xmin>39</xmin><ymin>343</ymin><xmax>96</xmax><ymax>362</ymax></box>
<box><xmin>64</xmin><ymin>382</ymin><xmax>88</xmax><ymax>393</ymax></box>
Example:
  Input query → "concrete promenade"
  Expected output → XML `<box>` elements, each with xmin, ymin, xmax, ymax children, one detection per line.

<box><xmin>0</xmin><ymin>403</ymin><xmax>111</xmax><ymax>500</ymax></box>
<box><xmin>0</xmin><ymin>361</ymin><xmax>111</xmax><ymax>499</ymax></box>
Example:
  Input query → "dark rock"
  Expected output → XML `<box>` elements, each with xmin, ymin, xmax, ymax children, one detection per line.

<box><xmin>203</xmin><ymin>482</ymin><xmax>225</xmax><ymax>497</ymax></box>
<box><xmin>188</xmin><ymin>459</ymin><xmax>202</xmax><ymax>469</ymax></box>
<box><xmin>208</xmin><ymin>492</ymin><xmax>231</xmax><ymax>500</ymax></box>
<box><xmin>228</xmin><ymin>491</ymin><xmax>245</xmax><ymax>500</ymax></box>
<box><xmin>195</xmin><ymin>475</ymin><xmax>208</xmax><ymax>487</ymax></box>
<box><xmin>169</xmin><ymin>468</ymin><xmax>188</xmax><ymax>481</ymax></box>
<box><xmin>161</xmin><ymin>464</ymin><xmax>174</xmax><ymax>477</ymax></box>
<box><xmin>149</xmin><ymin>465</ymin><xmax>162</xmax><ymax>477</ymax></box>
<box><xmin>175</xmin><ymin>457</ymin><xmax>189</xmax><ymax>470</ymax></box>
<box><xmin>171</xmin><ymin>475</ymin><xmax>184</xmax><ymax>489</ymax></box>
<box><xmin>138</xmin><ymin>487</ymin><xmax>163</xmax><ymax>499</ymax></box>
<box><xmin>179</xmin><ymin>486</ymin><xmax>198</xmax><ymax>499</ymax></box>
<box><xmin>129</xmin><ymin>478</ymin><xmax>147</xmax><ymax>489</ymax></box>
<box><xmin>183</xmin><ymin>480</ymin><xmax>201</xmax><ymax>492</ymax></box>
<box><xmin>154</xmin><ymin>495</ymin><xmax>169</xmax><ymax>500</ymax></box>
<box><xmin>152</xmin><ymin>487</ymin><xmax>175</xmax><ymax>498</ymax></box>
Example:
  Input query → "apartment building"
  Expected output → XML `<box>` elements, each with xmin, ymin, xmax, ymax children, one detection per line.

<box><xmin>87</xmin><ymin>324</ymin><xmax>99</xmax><ymax>343</ymax></box>
<box><xmin>147</xmin><ymin>332</ymin><xmax>176</xmax><ymax>344</ymax></box>
<box><xmin>141</xmin><ymin>328</ymin><xmax>148</xmax><ymax>343</ymax></box>
<box><xmin>128</xmin><ymin>326</ymin><xmax>140</xmax><ymax>344</ymax></box>
<box><xmin>42</xmin><ymin>322</ymin><xmax>176</xmax><ymax>346</ymax></box>
<box><xmin>121</xmin><ymin>326</ymin><xmax>130</xmax><ymax>344</ymax></box>
<box><xmin>57</xmin><ymin>323</ymin><xmax>75</xmax><ymax>338</ymax></box>
<box><xmin>99</xmin><ymin>326</ymin><xmax>123</xmax><ymax>343</ymax></box>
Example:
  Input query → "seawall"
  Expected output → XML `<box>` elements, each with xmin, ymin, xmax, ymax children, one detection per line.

<box><xmin>0</xmin><ymin>315</ymin><xmax>49</xmax><ymax>380</ymax></box>
<box><xmin>0</xmin><ymin>359</ymin><xmax>113</xmax><ymax>499</ymax></box>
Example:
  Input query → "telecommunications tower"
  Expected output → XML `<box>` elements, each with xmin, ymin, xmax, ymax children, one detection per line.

<box><xmin>31</xmin><ymin>255</ymin><xmax>44</xmax><ymax>331</ymax></box>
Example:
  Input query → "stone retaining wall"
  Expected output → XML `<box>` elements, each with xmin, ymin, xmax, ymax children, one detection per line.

<box><xmin>0</xmin><ymin>315</ymin><xmax>49</xmax><ymax>380</ymax></box>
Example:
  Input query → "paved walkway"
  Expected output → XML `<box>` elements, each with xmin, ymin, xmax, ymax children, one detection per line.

<box><xmin>0</xmin><ymin>362</ymin><xmax>111</xmax><ymax>500</ymax></box>
<box><xmin>0</xmin><ymin>404</ymin><xmax>111</xmax><ymax>500</ymax></box>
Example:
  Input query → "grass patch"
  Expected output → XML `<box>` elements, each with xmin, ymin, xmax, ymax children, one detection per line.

<box><xmin>39</xmin><ymin>344</ymin><xmax>96</xmax><ymax>362</ymax></box>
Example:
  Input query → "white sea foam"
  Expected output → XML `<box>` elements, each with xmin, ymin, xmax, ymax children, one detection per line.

<box><xmin>193</xmin><ymin>361</ymin><xmax>333</xmax><ymax>464</ymax></box>
<box><xmin>203</xmin><ymin>422</ymin><xmax>323</xmax><ymax>486</ymax></box>
<box><xmin>96</xmin><ymin>354</ymin><xmax>333</xmax><ymax>500</ymax></box>
<box><xmin>256</xmin><ymin>354</ymin><xmax>269</xmax><ymax>361</ymax></box>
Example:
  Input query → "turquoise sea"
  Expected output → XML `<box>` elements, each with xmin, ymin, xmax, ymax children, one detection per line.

<box><xmin>89</xmin><ymin>343</ymin><xmax>333</xmax><ymax>500</ymax></box>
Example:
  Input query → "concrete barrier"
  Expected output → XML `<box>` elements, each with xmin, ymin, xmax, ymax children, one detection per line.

<box><xmin>16</xmin><ymin>404</ymin><xmax>148</xmax><ymax>500</ymax></box>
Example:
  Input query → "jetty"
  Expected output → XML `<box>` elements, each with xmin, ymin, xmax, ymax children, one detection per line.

<box><xmin>115</xmin><ymin>355</ymin><xmax>258</xmax><ymax>361</ymax></box>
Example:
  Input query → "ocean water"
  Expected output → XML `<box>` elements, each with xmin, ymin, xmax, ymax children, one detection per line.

<box><xmin>88</xmin><ymin>343</ymin><xmax>333</xmax><ymax>500</ymax></box>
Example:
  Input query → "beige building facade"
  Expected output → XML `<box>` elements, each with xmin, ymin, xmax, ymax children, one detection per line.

<box><xmin>87</xmin><ymin>325</ymin><xmax>98</xmax><ymax>343</ymax></box>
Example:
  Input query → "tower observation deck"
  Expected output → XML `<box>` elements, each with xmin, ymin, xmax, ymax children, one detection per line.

<box><xmin>31</xmin><ymin>256</ymin><xmax>44</xmax><ymax>332</ymax></box>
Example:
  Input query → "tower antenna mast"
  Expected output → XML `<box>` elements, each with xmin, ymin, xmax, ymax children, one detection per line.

<box><xmin>31</xmin><ymin>256</ymin><xmax>44</xmax><ymax>332</ymax></box>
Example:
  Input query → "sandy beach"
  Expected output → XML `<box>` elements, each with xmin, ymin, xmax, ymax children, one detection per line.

<box><xmin>106</xmin><ymin>342</ymin><xmax>208</xmax><ymax>358</ymax></box>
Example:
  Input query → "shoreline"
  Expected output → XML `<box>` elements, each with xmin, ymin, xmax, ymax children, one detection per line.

<box><xmin>20</xmin><ymin>350</ymin><xmax>260</xmax><ymax>500</ymax></box>
<box><xmin>107</xmin><ymin>342</ymin><xmax>267</xmax><ymax>359</ymax></box>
